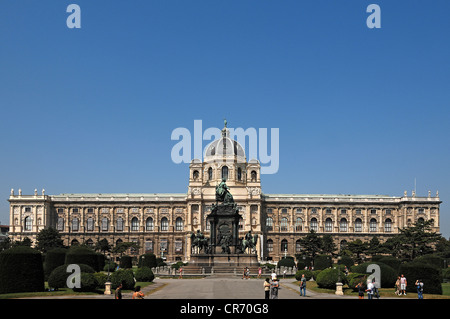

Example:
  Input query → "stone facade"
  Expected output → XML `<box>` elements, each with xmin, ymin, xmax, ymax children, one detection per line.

<box><xmin>7</xmin><ymin>126</ymin><xmax>441</xmax><ymax>262</ymax></box>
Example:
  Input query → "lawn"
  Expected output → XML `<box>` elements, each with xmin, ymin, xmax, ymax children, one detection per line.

<box><xmin>0</xmin><ymin>281</ymin><xmax>153</xmax><ymax>299</ymax></box>
<box><xmin>295</xmin><ymin>281</ymin><xmax>450</xmax><ymax>299</ymax></box>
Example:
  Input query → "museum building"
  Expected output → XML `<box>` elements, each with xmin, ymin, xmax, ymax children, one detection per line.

<box><xmin>7</xmin><ymin>124</ymin><xmax>442</xmax><ymax>262</ymax></box>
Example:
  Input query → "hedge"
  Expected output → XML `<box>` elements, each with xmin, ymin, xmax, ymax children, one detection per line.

<box><xmin>314</xmin><ymin>255</ymin><xmax>332</xmax><ymax>270</ymax></box>
<box><xmin>295</xmin><ymin>269</ymin><xmax>314</xmax><ymax>281</ymax></box>
<box><xmin>47</xmin><ymin>264</ymin><xmax>95</xmax><ymax>290</ymax></box>
<box><xmin>415</xmin><ymin>254</ymin><xmax>445</xmax><ymax>270</ymax></box>
<box><xmin>398</xmin><ymin>262</ymin><xmax>442</xmax><ymax>295</ymax></box>
<box><xmin>351</xmin><ymin>262</ymin><xmax>397</xmax><ymax>288</ymax></box>
<box><xmin>120</xmin><ymin>255</ymin><xmax>133</xmax><ymax>269</ymax></box>
<box><xmin>316</xmin><ymin>268</ymin><xmax>347</xmax><ymax>289</ymax></box>
<box><xmin>110</xmin><ymin>269</ymin><xmax>135</xmax><ymax>290</ymax></box>
<box><xmin>65</xmin><ymin>246</ymin><xmax>100</xmax><ymax>271</ymax></box>
<box><xmin>347</xmin><ymin>273</ymin><xmax>368</xmax><ymax>291</ymax></box>
<box><xmin>72</xmin><ymin>273</ymin><xmax>99</xmax><ymax>292</ymax></box>
<box><xmin>138</xmin><ymin>253</ymin><xmax>157</xmax><ymax>269</ymax></box>
<box><xmin>135</xmin><ymin>267</ymin><xmax>155</xmax><ymax>282</ymax></box>
<box><xmin>44</xmin><ymin>247</ymin><xmax>67</xmax><ymax>280</ymax></box>
<box><xmin>278</xmin><ymin>256</ymin><xmax>296</xmax><ymax>268</ymax></box>
<box><xmin>0</xmin><ymin>246</ymin><xmax>45</xmax><ymax>294</ymax></box>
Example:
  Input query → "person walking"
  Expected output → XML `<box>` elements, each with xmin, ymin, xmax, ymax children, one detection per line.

<box><xmin>415</xmin><ymin>279</ymin><xmax>424</xmax><ymax>299</ymax></box>
<box><xmin>299</xmin><ymin>274</ymin><xmax>307</xmax><ymax>297</ymax></box>
<box><xmin>115</xmin><ymin>282</ymin><xmax>123</xmax><ymax>300</ymax></box>
<box><xmin>394</xmin><ymin>276</ymin><xmax>400</xmax><ymax>295</ymax></box>
<box><xmin>264</xmin><ymin>278</ymin><xmax>271</xmax><ymax>299</ymax></box>
<box><xmin>257</xmin><ymin>267</ymin><xmax>262</xmax><ymax>279</ymax></box>
<box><xmin>400</xmin><ymin>274</ymin><xmax>407</xmax><ymax>296</ymax></box>
<box><xmin>179</xmin><ymin>266</ymin><xmax>183</xmax><ymax>279</ymax></box>
<box><xmin>355</xmin><ymin>281</ymin><xmax>364</xmax><ymax>299</ymax></box>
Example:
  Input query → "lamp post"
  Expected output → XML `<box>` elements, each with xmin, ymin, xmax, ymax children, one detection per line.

<box><xmin>335</xmin><ymin>256</ymin><xmax>344</xmax><ymax>296</ymax></box>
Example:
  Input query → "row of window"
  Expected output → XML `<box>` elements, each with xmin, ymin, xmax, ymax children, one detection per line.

<box><xmin>56</xmin><ymin>216</ymin><xmax>185</xmax><ymax>232</ymax></box>
<box><xmin>268</xmin><ymin>208</ymin><xmax>395</xmax><ymax>215</ymax></box>
<box><xmin>194</xmin><ymin>166</ymin><xmax>258</xmax><ymax>182</ymax></box>
<box><xmin>70</xmin><ymin>238</ymin><xmax>184</xmax><ymax>254</ymax></box>
<box><xmin>267</xmin><ymin>239</ymin><xmax>349</xmax><ymax>253</ymax></box>
<box><xmin>266</xmin><ymin>217</ymin><xmax>395</xmax><ymax>233</ymax></box>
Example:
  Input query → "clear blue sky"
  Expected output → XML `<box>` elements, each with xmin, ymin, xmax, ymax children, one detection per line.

<box><xmin>1</xmin><ymin>1</ymin><xmax>449</xmax><ymax>238</ymax></box>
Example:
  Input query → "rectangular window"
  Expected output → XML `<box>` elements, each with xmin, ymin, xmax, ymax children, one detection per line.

<box><xmin>371</xmin><ymin>209</ymin><xmax>377</xmax><ymax>215</ymax></box>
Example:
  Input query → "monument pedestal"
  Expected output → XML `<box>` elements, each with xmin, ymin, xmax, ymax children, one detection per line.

<box><xmin>190</xmin><ymin>253</ymin><xmax>259</xmax><ymax>267</ymax></box>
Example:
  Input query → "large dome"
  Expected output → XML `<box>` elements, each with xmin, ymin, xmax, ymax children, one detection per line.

<box><xmin>204</xmin><ymin>126</ymin><xmax>246</xmax><ymax>162</ymax></box>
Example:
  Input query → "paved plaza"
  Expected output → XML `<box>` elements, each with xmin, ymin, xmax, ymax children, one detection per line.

<box><xmin>23</xmin><ymin>276</ymin><xmax>354</xmax><ymax>299</ymax></box>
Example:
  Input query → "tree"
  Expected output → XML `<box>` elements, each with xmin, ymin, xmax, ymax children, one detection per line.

<box><xmin>347</xmin><ymin>239</ymin><xmax>368</xmax><ymax>263</ymax></box>
<box><xmin>112</xmin><ymin>242</ymin><xmax>140</xmax><ymax>257</ymax></box>
<box><xmin>396</xmin><ymin>219</ymin><xmax>441</xmax><ymax>260</ymax></box>
<box><xmin>94</xmin><ymin>238</ymin><xmax>112</xmax><ymax>256</ymax></box>
<box><xmin>36</xmin><ymin>227</ymin><xmax>65</xmax><ymax>253</ymax></box>
<box><xmin>321</xmin><ymin>234</ymin><xmax>337</xmax><ymax>255</ymax></box>
<box><xmin>298</xmin><ymin>230</ymin><xmax>322</xmax><ymax>264</ymax></box>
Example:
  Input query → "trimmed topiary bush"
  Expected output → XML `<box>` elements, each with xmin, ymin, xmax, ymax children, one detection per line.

<box><xmin>65</xmin><ymin>246</ymin><xmax>99</xmax><ymax>271</ymax></box>
<box><xmin>378</xmin><ymin>256</ymin><xmax>402</xmax><ymax>273</ymax></box>
<box><xmin>93</xmin><ymin>272</ymin><xmax>108</xmax><ymax>289</ymax></box>
<box><xmin>135</xmin><ymin>267</ymin><xmax>155</xmax><ymax>282</ymax></box>
<box><xmin>120</xmin><ymin>255</ymin><xmax>133</xmax><ymax>269</ymax></box>
<box><xmin>277</xmin><ymin>256</ymin><xmax>296</xmax><ymax>268</ymax></box>
<box><xmin>0</xmin><ymin>246</ymin><xmax>45</xmax><ymax>294</ymax></box>
<box><xmin>347</xmin><ymin>273</ymin><xmax>368</xmax><ymax>291</ymax></box>
<box><xmin>295</xmin><ymin>269</ymin><xmax>314</xmax><ymax>281</ymax></box>
<box><xmin>139</xmin><ymin>253</ymin><xmax>157</xmax><ymax>268</ymax></box>
<box><xmin>340</xmin><ymin>255</ymin><xmax>354</xmax><ymax>269</ymax></box>
<box><xmin>316</xmin><ymin>268</ymin><xmax>347</xmax><ymax>289</ymax></box>
<box><xmin>111</xmin><ymin>269</ymin><xmax>135</xmax><ymax>290</ymax></box>
<box><xmin>72</xmin><ymin>273</ymin><xmax>99</xmax><ymax>292</ymax></box>
<box><xmin>48</xmin><ymin>264</ymin><xmax>95</xmax><ymax>290</ymax></box>
<box><xmin>351</xmin><ymin>262</ymin><xmax>397</xmax><ymax>288</ymax></box>
<box><xmin>415</xmin><ymin>254</ymin><xmax>445</xmax><ymax>270</ymax></box>
<box><xmin>314</xmin><ymin>255</ymin><xmax>332</xmax><ymax>270</ymax></box>
<box><xmin>399</xmin><ymin>262</ymin><xmax>442</xmax><ymax>295</ymax></box>
<box><xmin>44</xmin><ymin>247</ymin><xmax>67</xmax><ymax>280</ymax></box>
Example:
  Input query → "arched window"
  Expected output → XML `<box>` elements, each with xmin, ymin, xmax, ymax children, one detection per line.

<box><xmin>310</xmin><ymin>218</ymin><xmax>318</xmax><ymax>232</ymax></box>
<box><xmin>340</xmin><ymin>218</ymin><xmax>348</xmax><ymax>232</ymax></box>
<box><xmin>146</xmin><ymin>217</ymin><xmax>154</xmax><ymax>231</ymax></box>
<box><xmin>417</xmin><ymin>217</ymin><xmax>425</xmax><ymax>224</ymax></box>
<box><xmin>325</xmin><ymin>218</ymin><xmax>333</xmax><ymax>232</ymax></box>
<box><xmin>57</xmin><ymin>217</ymin><xmax>64</xmax><ymax>231</ymax></box>
<box><xmin>24</xmin><ymin>216</ymin><xmax>32</xmax><ymax>231</ymax></box>
<box><xmin>251</xmin><ymin>170</ymin><xmax>257</xmax><ymax>182</ymax></box>
<box><xmin>71</xmin><ymin>239</ymin><xmax>79</xmax><ymax>246</ymax></box>
<box><xmin>175</xmin><ymin>217</ymin><xmax>184</xmax><ymax>231</ymax></box>
<box><xmin>280</xmin><ymin>217</ymin><xmax>288</xmax><ymax>231</ymax></box>
<box><xmin>266</xmin><ymin>217</ymin><xmax>273</xmax><ymax>231</ymax></box>
<box><xmin>102</xmin><ymin>217</ymin><xmax>109</xmax><ymax>231</ymax></box>
<box><xmin>116</xmin><ymin>217</ymin><xmax>123</xmax><ymax>231</ymax></box>
<box><xmin>222</xmin><ymin>166</ymin><xmax>228</xmax><ymax>180</ymax></box>
<box><xmin>86</xmin><ymin>239</ymin><xmax>94</xmax><ymax>247</ymax></box>
<box><xmin>208</xmin><ymin>167</ymin><xmax>213</xmax><ymax>180</ymax></box>
<box><xmin>131</xmin><ymin>217</ymin><xmax>139</xmax><ymax>231</ymax></box>
<box><xmin>295</xmin><ymin>217</ymin><xmax>303</xmax><ymax>232</ymax></box>
<box><xmin>72</xmin><ymin>217</ymin><xmax>79</xmax><ymax>232</ymax></box>
<box><xmin>355</xmin><ymin>218</ymin><xmax>362</xmax><ymax>232</ymax></box>
<box><xmin>384</xmin><ymin>218</ymin><xmax>392</xmax><ymax>232</ymax></box>
<box><xmin>370</xmin><ymin>218</ymin><xmax>377</xmax><ymax>232</ymax></box>
<box><xmin>161</xmin><ymin>217</ymin><xmax>169</xmax><ymax>231</ymax></box>
<box><xmin>87</xmin><ymin>217</ymin><xmax>94</xmax><ymax>231</ymax></box>
<box><xmin>281</xmin><ymin>239</ymin><xmax>288</xmax><ymax>252</ymax></box>
<box><xmin>193</xmin><ymin>170</ymin><xmax>199</xmax><ymax>180</ymax></box>
<box><xmin>237</xmin><ymin>167</ymin><xmax>242</xmax><ymax>181</ymax></box>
